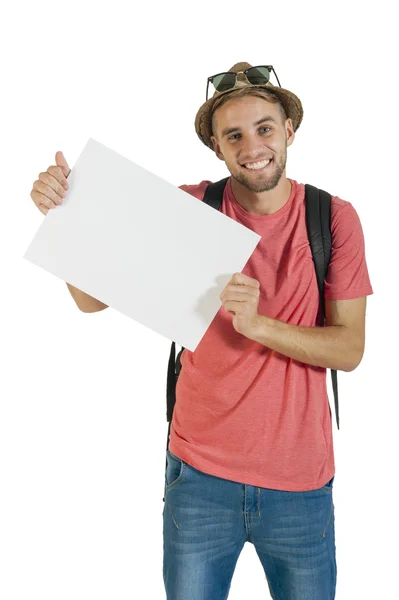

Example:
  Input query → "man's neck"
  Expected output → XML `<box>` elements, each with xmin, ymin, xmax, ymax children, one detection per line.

<box><xmin>230</xmin><ymin>176</ymin><xmax>292</xmax><ymax>216</ymax></box>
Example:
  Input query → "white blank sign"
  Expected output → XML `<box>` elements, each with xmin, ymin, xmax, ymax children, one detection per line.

<box><xmin>24</xmin><ymin>138</ymin><xmax>261</xmax><ymax>351</ymax></box>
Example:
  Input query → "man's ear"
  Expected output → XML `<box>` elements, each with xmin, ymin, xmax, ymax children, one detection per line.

<box><xmin>210</xmin><ymin>136</ymin><xmax>225</xmax><ymax>161</ymax></box>
<box><xmin>285</xmin><ymin>118</ymin><xmax>295</xmax><ymax>148</ymax></box>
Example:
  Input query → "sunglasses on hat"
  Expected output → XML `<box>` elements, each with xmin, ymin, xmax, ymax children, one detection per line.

<box><xmin>206</xmin><ymin>65</ymin><xmax>281</xmax><ymax>101</ymax></box>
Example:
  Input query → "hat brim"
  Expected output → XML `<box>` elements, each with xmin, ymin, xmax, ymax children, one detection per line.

<box><xmin>194</xmin><ymin>82</ymin><xmax>303</xmax><ymax>150</ymax></box>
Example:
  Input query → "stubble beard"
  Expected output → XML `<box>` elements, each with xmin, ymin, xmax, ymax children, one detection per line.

<box><xmin>232</xmin><ymin>147</ymin><xmax>287</xmax><ymax>194</ymax></box>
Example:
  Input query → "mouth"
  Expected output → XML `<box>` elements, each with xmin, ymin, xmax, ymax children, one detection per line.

<box><xmin>241</xmin><ymin>158</ymin><xmax>273</xmax><ymax>172</ymax></box>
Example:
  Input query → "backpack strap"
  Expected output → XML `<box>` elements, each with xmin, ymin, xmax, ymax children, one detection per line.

<box><xmin>165</xmin><ymin>342</ymin><xmax>183</xmax><ymax>450</ymax></box>
<box><xmin>305</xmin><ymin>184</ymin><xmax>339</xmax><ymax>430</ymax></box>
<box><xmin>202</xmin><ymin>176</ymin><xmax>230</xmax><ymax>209</ymax></box>
<box><xmin>165</xmin><ymin>178</ymin><xmax>230</xmax><ymax>451</ymax></box>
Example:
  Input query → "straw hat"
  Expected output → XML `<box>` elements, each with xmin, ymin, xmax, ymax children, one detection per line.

<box><xmin>194</xmin><ymin>61</ymin><xmax>304</xmax><ymax>150</ymax></box>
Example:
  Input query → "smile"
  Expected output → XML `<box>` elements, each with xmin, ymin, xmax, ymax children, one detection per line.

<box><xmin>242</xmin><ymin>158</ymin><xmax>272</xmax><ymax>171</ymax></box>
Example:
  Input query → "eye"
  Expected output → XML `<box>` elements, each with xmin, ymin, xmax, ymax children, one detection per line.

<box><xmin>228</xmin><ymin>126</ymin><xmax>271</xmax><ymax>141</ymax></box>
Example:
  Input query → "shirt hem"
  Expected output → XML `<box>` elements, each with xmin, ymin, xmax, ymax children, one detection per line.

<box><xmin>169</xmin><ymin>442</ymin><xmax>335</xmax><ymax>492</ymax></box>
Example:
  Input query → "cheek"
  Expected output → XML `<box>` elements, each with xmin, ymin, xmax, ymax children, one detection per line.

<box><xmin>228</xmin><ymin>152</ymin><xmax>242</xmax><ymax>166</ymax></box>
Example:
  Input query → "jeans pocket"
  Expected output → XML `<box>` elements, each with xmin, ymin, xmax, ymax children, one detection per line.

<box><xmin>165</xmin><ymin>450</ymin><xmax>186</xmax><ymax>491</ymax></box>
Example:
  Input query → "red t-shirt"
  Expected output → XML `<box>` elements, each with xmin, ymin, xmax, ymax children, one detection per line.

<box><xmin>168</xmin><ymin>177</ymin><xmax>373</xmax><ymax>491</ymax></box>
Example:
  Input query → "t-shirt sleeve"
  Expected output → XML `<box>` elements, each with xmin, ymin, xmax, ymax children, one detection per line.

<box><xmin>324</xmin><ymin>199</ymin><xmax>373</xmax><ymax>300</ymax></box>
<box><xmin>178</xmin><ymin>180</ymin><xmax>212</xmax><ymax>201</ymax></box>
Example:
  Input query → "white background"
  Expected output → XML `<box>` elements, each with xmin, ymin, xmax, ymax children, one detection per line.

<box><xmin>0</xmin><ymin>1</ymin><xmax>396</xmax><ymax>598</ymax></box>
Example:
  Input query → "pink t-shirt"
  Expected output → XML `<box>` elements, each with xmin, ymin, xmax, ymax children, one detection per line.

<box><xmin>169</xmin><ymin>177</ymin><xmax>373</xmax><ymax>491</ymax></box>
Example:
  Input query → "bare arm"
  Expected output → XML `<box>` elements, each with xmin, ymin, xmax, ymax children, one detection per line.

<box><xmin>66</xmin><ymin>283</ymin><xmax>108</xmax><ymax>313</ymax></box>
<box><xmin>250</xmin><ymin>297</ymin><xmax>367</xmax><ymax>372</ymax></box>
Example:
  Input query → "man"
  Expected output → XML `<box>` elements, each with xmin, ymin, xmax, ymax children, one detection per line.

<box><xmin>30</xmin><ymin>62</ymin><xmax>373</xmax><ymax>599</ymax></box>
<box><xmin>163</xmin><ymin>63</ymin><xmax>373</xmax><ymax>599</ymax></box>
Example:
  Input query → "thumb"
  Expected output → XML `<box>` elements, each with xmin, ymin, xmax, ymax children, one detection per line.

<box><xmin>55</xmin><ymin>151</ymin><xmax>71</xmax><ymax>178</ymax></box>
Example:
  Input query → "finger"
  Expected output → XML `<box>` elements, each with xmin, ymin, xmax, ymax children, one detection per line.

<box><xmin>47</xmin><ymin>165</ymin><xmax>69</xmax><ymax>190</ymax></box>
<box><xmin>223</xmin><ymin>301</ymin><xmax>240</xmax><ymax>314</ymax></box>
<box><xmin>30</xmin><ymin>189</ymin><xmax>57</xmax><ymax>212</ymax></box>
<box><xmin>221</xmin><ymin>286</ymin><xmax>259</xmax><ymax>302</ymax></box>
<box><xmin>233</xmin><ymin>273</ymin><xmax>260</xmax><ymax>288</ymax></box>
<box><xmin>33</xmin><ymin>179</ymin><xmax>65</xmax><ymax>205</ymax></box>
<box><xmin>55</xmin><ymin>151</ymin><xmax>71</xmax><ymax>178</ymax></box>
<box><xmin>229</xmin><ymin>285</ymin><xmax>259</xmax><ymax>295</ymax></box>
<box><xmin>38</xmin><ymin>171</ymin><xmax>68</xmax><ymax>200</ymax></box>
<box><xmin>222</xmin><ymin>293</ymin><xmax>252</xmax><ymax>304</ymax></box>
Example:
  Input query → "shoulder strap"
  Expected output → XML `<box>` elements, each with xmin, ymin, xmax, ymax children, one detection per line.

<box><xmin>165</xmin><ymin>178</ymin><xmax>230</xmax><ymax>451</ymax></box>
<box><xmin>202</xmin><ymin>177</ymin><xmax>230</xmax><ymax>209</ymax></box>
<box><xmin>305</xmin><ymin>184</ymin><xmax>339</xmax><ymax>430</ymax></box>
<box><xmin>304</xmin><ymin>184</ymin><xmax>332</xmax><ymax>322</ymax></box>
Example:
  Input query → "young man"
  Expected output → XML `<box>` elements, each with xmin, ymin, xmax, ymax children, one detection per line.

<box><xmin>163</xmin><ymin>62</ymin><xmax>373</xmax><ymax>599</ymax></box>
<box><xmin>30</xmin><ymin>62</ymin><xmax>373</xmax><ymax>599</ymax></box>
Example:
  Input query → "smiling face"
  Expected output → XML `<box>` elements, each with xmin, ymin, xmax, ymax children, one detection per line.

<box><xmin>210</xmin><ymin>94</ymin><xmax>295</xmax><ymax>193</ymax></box>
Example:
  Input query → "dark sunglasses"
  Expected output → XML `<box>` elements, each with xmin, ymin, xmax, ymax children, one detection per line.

<box><xmin>206</xmin><ymin>65</ymin><xmax>281</xmax><ymax>101</ymax></box>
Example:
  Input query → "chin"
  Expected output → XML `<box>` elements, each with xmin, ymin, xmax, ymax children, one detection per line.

<box><xmin>246</xmin><ymin>180</ymin><xmax>281</xmax><ymax>193</ymax></box>
<box><xmin>234</xmin><ymin>168</ymin><xmax>282</xmax><ymax>193</ymax></box>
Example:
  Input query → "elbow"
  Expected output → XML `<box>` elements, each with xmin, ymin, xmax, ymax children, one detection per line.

<box><xmin>344</xmin><ymin>348</ymin><xmax>365</xmax><ymax>372</ymax></box>
<box><xmin>79</xmin><ymin>305</ymin><xmax>105</xmax><ymax>313</ymax></box>
<box><xmin>78</xmin><ymin>305</ymin><xmax>92</xmax><ymax>313</ymax></box>
<box><xmin>77</xmin><ymin>303</ymin><xmax>98</xmax><ymax>313</ymax></box>
<box><xmin>343</xmin><ymin>362</ymin><xmax>357</xmax><ymax>373</ymax></box>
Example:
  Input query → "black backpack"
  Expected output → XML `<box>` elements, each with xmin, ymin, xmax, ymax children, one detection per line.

<box><xmin>165</xmin><ymin>177</ymin><xmax>339</xmax><ymax>455</ymax></box>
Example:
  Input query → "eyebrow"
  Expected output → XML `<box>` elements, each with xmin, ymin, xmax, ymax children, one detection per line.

<box><xmin>221</xmin><ymin>116</ymin><xmax>277</xmax><ymax>138</ymax></box>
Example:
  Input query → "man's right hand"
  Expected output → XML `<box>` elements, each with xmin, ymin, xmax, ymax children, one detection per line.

<box><xmin>30</xmin><ymin>151</ymin><xmax>71</xmax><ymax>215</ymax></box>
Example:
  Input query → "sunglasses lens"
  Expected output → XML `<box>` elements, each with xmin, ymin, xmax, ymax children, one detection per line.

<box><xmin>211</xmin><ymin>73</ymin><xmax>236</xmax><ymax>92</ymax></box>
<box><xmin>246</xmin><ymin>66</ymin><xmax>270</xmax><ymax>85</ymax></box>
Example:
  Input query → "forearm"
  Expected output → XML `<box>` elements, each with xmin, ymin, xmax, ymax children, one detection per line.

<box><xmin>251</xmin><ymin>315</ymin><xmax>359</xmax><ymax>372</ymax></box>
<box><xmin>66</xmin><ymin>283</ymin><xmax>108</xmax><ymax>313</ymax></box>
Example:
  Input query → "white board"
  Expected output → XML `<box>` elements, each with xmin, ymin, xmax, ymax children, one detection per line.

<box><xmin>24</xmin><ymin>138</ymin><xmax>261</xmax><ymax>351</ymax></box>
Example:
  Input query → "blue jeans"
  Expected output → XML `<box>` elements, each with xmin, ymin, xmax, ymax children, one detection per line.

<box><xmin>163</xmin><ymin>450</ymin><xmax>336</xmax><ymax>599</ymax></box>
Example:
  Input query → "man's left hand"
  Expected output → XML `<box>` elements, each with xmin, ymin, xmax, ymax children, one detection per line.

<box><xmin>220</xmin><ymin>272</ymin><xmax>262</xmax><ymax>340</ymax></box>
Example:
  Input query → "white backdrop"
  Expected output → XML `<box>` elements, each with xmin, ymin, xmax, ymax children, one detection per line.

<box><xmin>1</xmin><ymin>1</ymin><xmax>396</xmax><ymax>598</ymax></box>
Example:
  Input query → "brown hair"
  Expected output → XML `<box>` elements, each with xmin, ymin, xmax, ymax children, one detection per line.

<box><xmin>211</xmin><ymin>87</ymin><xmax>288</xmax><ymax>139</ymax></box>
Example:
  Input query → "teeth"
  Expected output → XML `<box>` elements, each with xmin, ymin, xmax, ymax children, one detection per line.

<box><xmin>244</xmin><ymin>159</ymin><xmax>271</xmax><ymax>170</ymax></box>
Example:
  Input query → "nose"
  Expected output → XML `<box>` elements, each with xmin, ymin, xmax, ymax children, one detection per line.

<box><xmin>241</xmin><ymin>136</ymin><xmax>267</xmax><ymax>161</ymax></box>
